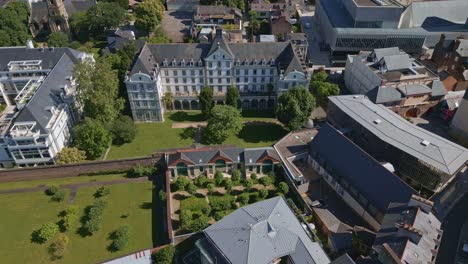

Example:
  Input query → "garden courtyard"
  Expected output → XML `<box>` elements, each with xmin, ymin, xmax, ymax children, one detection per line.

<box><xmin>106</xmin><ymin>111</ymin><xmax>288</xmax><ymax>160</ymax></box>
<box><xmin>0</xmin><ymin>177</ymin><xmax>154</xmax><ymax>264</ymax></box>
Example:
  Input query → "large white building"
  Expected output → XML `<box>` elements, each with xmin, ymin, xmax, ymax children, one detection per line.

<box><xmin>125</xmin><ymin>29</ymin><xmax>309</xmax><ymax>122</ymax></box>
<box><xmin>0</xmin><ymin>46</ymin><xmax>92</xmax><ymax>167</ymax></box>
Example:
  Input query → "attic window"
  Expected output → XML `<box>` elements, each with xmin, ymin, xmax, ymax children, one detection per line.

<box><xmin>163</xmin><ymin>59</ymin><xmax>168</xmax><ymax>66</ymax></box>
<box><xmin>198</xmin><ymin>60</ymin><xmax>203</xmax><ymax>66</ymax></box>
<box><xmin>421</xmin><ymin>140</ymin><xmax>430</xmax><ymax>146</ymax></box>
<box><xmin>181</xmin><ymin>59</ymin><xmax>185</xmax><ymax>66</ymax></box>
<box><xmin>373</xmin><ymin>119</ymin><xmax>382</xmax><ymax>124</ymax></box>
<box><xmin>172</xmin><ymin>59</ymin><xmax>176</xmax><ymax>66</ymax></box>
<box><xmin>189</xmin><ymin>59</ymin><xmax>194</xmax><ymax>66</ymax></box>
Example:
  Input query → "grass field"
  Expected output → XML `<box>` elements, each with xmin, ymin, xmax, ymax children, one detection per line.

<box><xmin>0</xmin><ymin>173</ymin><xmax>129</xmax><ymax>191</ymax></box>
<box><xmin>0</xmin><ymin>181</ymin><xmax>153</xmax><ymax>264</ymax></box>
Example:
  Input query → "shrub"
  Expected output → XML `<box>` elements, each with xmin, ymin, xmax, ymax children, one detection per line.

<box><xmin>84</xmin><ymin>198</ymin><xmax>107</xmax><ymax>234</ymax></box>
<box><xmin>129</xmin><ymin>164</ymin><xmax>155</xmax><ymax>178</ymax></box>
<box><xmin>174</xmin><ymin>176</ymin><xmax>190</xmax><ymax>191</ymax></box>
<box><xmin>152</xmin><ymin>245</ymin><xmax>175</xmax><ymax>264</ymax></box>
<box><xmin>259</xmin><ymin>176</ymin><xmax>272</xmax><ymax>186</ymax></box>
<box><xmin>186</xmin><ymin>182</ymin><xmax>197</xmax><ymax>195</ymax></box>
<box><xmin>37</xmin><ymin>222</ymin><xmax>59</xmax><ymax>242</ymax></box>
<box><xmin>209</xmin><ymin>195</ymin><xmax>235</xmax><ymax>211</ymax></box>
<box><xmin>180</xmin><ymin>196</ymin><xmax>211</xmax><ymax>214</ymax></box>
<box><xmin>158</xmin><ymin>190</ymin><xmax>167</xmax><ymax>201</ymax></box>
<box><xmin>231</xmin><ymin>169</ymin><xmax>241</xmax><ymax>183</ymax></box>
<box><xmin>278</xmin><ymin>182</ymin><xmax>289</xmax><ymax>195</ymax></box>
<box><xmin>188</xmin><ymin>212</ymin><xmax>210</xmax><ymax>232</ymax></box>
<box><xmin>259</xmin><ymin>188</ymin><xmax>269</xmax><ymax>199</ymax></box>
<box><xmin>206</xmin><ymin>183</ymin><xmax>215</xmax><ymax>195</ymax></box>
<box><xmin>45</xmin><ymin>185</ymin><xmax>59</xmax><ymax>196</ymax></box>
<box><xmin>84</xmin><ymin>216</ymin><xmax>102</xmax><ymax>234</ymax></box>
<box><xmin>243</xmin><ymin>179</ymin><xmax>253</xmax><ymax>191</ymax></box>
<box><xmin>61</xmin><ymin>213</ymin><xmax>78</xmax><ymax>232</ymax></box>
<box><xmin>249</xmin><ymin>192</ymin><xmax>261</xmax><ymax>203</ymax></box>
<box><xmin>214</xmin><ymin>170</ymin><xmax>224</xmax><ymax>186</ymax></box>
<box><xmin>48</xmin><ymin>234</ymin><xmax>69</xmax><ymax>260</ymax></box>
<box><xmin>238</xmin><ymin>193</ymin><xmax>250</xmax><ymax>206</ymax></box>
<box><xmin>50</xmin><ymin>190</ymin><xmax>66</xmax><ymax>202</ymax></box>
<box><xmin>224</xmin><ymin>179</ymin><xmax>233</xmax><ymax>193</ymax></box>
<box><xmin>213</xmin><ymin>210</ymin><xmax>234</xmax><ymax>221</ymax></box>
<box><xmin>95</xmin><ymin>187</ymin><xmax>110</xmax><ymax>198</ymax></box>
<box><xmin>250</xmin><ymin>173</ymin><xmax>257</xmax><ymax>180</ymax></box>
<box><xmin>194</xmin><ymin>174</ymin><xmax>207</xmax><ymax>187</ymax></box>
<box><xmin>110</xmin><ymin>226</ymin><xmax>130</xmax><ymax>251</ymax></box>
<box><xmin>63</xmin><ymin>206</ymin><xmax>78</xmax><ymax>216</ymax></box>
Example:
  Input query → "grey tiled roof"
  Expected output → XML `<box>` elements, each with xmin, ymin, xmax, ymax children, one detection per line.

<box><xmin>0</xmin><ymin>47</ymin><xmax>83</xmax><ymax>70</ymax></box>
<box><xmin>64</xmin><ymin>0</ymin><xmax>95</xmax><ymax>16</ymax></box>
<box><xmin>30</xmin><ymin>1</ymin><xmax>49</xmax><ymax>23</ymax></box>
<box><xmin>204</xmin><ymin>196</ymin><xmax>330</xmax><ymax>264</ymax></box>
<box><xmin>329</xmin><ymin>95</ymin><xmax>468</xmax><ymax>175</ymax></box>
<box><xmin>430</xmin><ymin>80</ymin><xmax>448</xmax><ymax>97</ymax></box>
<box><xmin>310</xmin><ymin>123</ymin><xmax>415</xmax><ymax>212</ymax></box>
<box><xmin>372</xmin><ymin>47</ymin><xmax>400</xmax><ymax>62</ymax></box>
<box><xmin>397</xmin><ymin>84</ymin><xmax>431</xmax><ymax>96</ymax></box>
<box><xmin>366</xmin><ymin>86</ymin><xmax>402</xmax><ymax>104</ymax></box>
<box><xmin>330</xmin><ymin>254</ymin><xmax>355</xmax><ymax>264</ymax></box>
<box><xmin>381</xmin><ymin>54</ymin><xmax>411</xmax><ymax>71</ymax></box>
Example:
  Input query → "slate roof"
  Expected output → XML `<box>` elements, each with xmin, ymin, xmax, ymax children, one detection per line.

<box><xmin>0</xmin><ymin>47</ymin><xmax>83</xmax><ymax>71</ymax></box>
<box><xmin>397</xmin><ymin>83</ymin><xmax>431</xmax><ymax>96</ymax></box>
<box><xmin>366</xmin><ymin>86</ymin><xmax>402</xmax><ymax>104</ymax></box>
<box><xmin>401</xmin><ymin>0</ymin><xmax>468</xmax><ymax>28</ymax></box>
<box><xmin>309</xmin><ymin>123</ymin><xmax>415</xmax><ymax>213</ymax></box>
<box><xmin>195</xmin><ymin>5</ymin><xmax>242</xmax><ymax>18</ymax></box>
<box><xmin>381</xmin><ymin>54</ymin><xmax>411</xmax><ymax>71</ymax></box>
<box><xmin>430</xmin><ymin>80</ymin><xmax>448</xmax><ymax>97</ymax></box>
<box><xmin>203</xmin><ymin>196</ymin><xmax>330</xmax><ymax>264</ymax></box>
<box><xmin>328</xmin><ymin>95</ymin><xmax>468</xmax><ymax>175</ymax></box>
<box><xmin>30</xmin><ymin>1</ymin><xmax>49</xmax><ymax>23</ymax></box>
<box><xmin>64</xmin><ymin>0</ymin><xmax>96</xmax><ymax>16</ymax></box>
<box><xmin>372</xmin><ymin>47</ymin><xmax>400</xmax><ymax>62</ymax></box>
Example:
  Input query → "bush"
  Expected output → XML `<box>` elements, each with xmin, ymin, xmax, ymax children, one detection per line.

<box><xmin>152</xmin><ymin>245</ymin><xmax>175</xmax><ymax>264</ymax></box>
<box><xmin>84</xmin><ymin>216</ymin><xmax>102</xmax><ymax>234</ymax></box>
<box><xmin>243</xmin><ymin>179</ymin><xmax>253</xmax><ymax>191</ymax></box>
<box><xmin>194</xmin><ymin>175</ymin><xmax>207</xmax><ymax>187</ymax></box>
<box><xmin>63</xmin><ymin>206</ymin><xmax>78</xmax><ymax>216</ymax></box>
<box><xmin>174</xmin><ymin>176</ymin><xmax>190</xmax><ymax>191</ymax></box>
<box><xmin>158</xmin><ymin>190</ymin><xmax>167</xmax><ymax>201</ymax></box>
<box><xmin>238</xmin><ymin>193</ymin><xmax>250</xmax><ymax>206</ymax></box>
<box><xmin>111</xmin><ymin>115</ymin><xmax>137</xmax><ymax>145</ymax></box>
<box><xmin>206</xmin><ymin>183</ymin><xmax>215</xmax><ymax>195</ymax></box>
<box><xmin>37</xmin><ymin>222</ymin><xmax>59</xmax><ymax>242</ymax></box>
<box><xmin>259</xmin><ymin>176</ymin><xmax>272</xmax><ymax>186</ymax></box>
<box><xmin>224</xmin><ymin>179</ymin><xmax>233</xmax><ymax>193</ymax></box>
<box><xmin>84</xmin><ymin>198</ymin><xmax>107</xmax><ymax>234</ymax></box>
<box><xmin>259</xmin><ymin>188</ymin><xmax>269</xmax><ymax>199</ymax></box>
<box><xmin>48</xmin><ymin>234</ymin><xmax>69</xmax><ymax>260</ymax></box>
<box><xmin>61</xmin><ymin>213</ymin><xmax>78</xmax><ymax>232</ymax></box>
<box><xmin>180</xmin><ymin>196</ymin><xmax>211</xmax><ymax>214</ymax></box>
<box><xmin>50</xmin><ymin>190</ymin><xmax>66</xmax><ymax>202</ymax></box>
<box><xmin>95</xmin><ymin>187</ymin><xmax>110</xmax><ymax>198</ymax></box>
<box><xmin>249</xmin><ymin>192</ymin><xmax>261</xmax><ymax>203</ymax></box>
<box><xmin>129</xmin><ymin>164</ymin><xmax>155</xmax><ymax>178</ymax></box>
<box><xmin>250</xmin><ymin>173</ymin><xmax>257</xmax><ymax>180</ymax></box>
<box><xmin>214</xmin><ymin>170</ymin><xmax>224</xmax><ymax>186</ymax></box>
<box><xmin>278</xmin><ymin>182</ymin><xmax>289</xmax><ymax>195</ymax></box>
<box><xmin>188</xmin><ymin>212</ymin><xmax>210</xmax><ymax>232</ymax></box>
<box><xmin>110</xmin><ymin>226</ymin><xmax>130</xmax><ymax>251</ymax></box>
<box><xmin>186</xmin><ymin>182</ymin><xmax>197</xmax><ymax>195</ymax></box>
<box><xmin>209</xmin><ymin>195</ymin><xmax>235</xmax><ymax>211</ymax></box>
<box><xmin>231</xmin><ymin>169</ymin><xmax>241</xmax><ymax>183</ymax></box>
<box><xmin>213</xmin><ymin>210</ymin><xmax>234</xmax><ymax>221</ymax></box>
<box><xmin>45</xmin><ymin>185</ymin><xmax>59</xmax><ymax>196</ymax></box>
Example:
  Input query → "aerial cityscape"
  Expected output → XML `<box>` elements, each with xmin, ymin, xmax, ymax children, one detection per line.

<box><xmin>0</xmin><ymin>0</ymin><xmax>467</xmax><ymax>263</ymax></box>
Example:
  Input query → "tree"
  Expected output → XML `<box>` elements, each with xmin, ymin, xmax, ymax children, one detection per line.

<box><xmin>159</xmin><ymin>190</ymin><xmax>167</xmax><ymax>201</ymax></box>
<box><xmin>276</xmin><ymin>86</ymin><xmax>315</xmax><ymax>131</ymax></box>
<box><xmin>214</xmin><ymin>170</ymin><xmax>224</xmax><ymax>186</ymax></box>
<box><xmin>163</xmin><ymin>92</ymin><xmax>173</xmax><ymax>110</ymax></box>
<box><xmin>231</xmin><ymin>169</ymin><xmax>241</xmax><ymax>183</ymax></box>
<box><xmin>0</xmin><ymin>2</ymin><xmax>30</xmax><ymax>47</ymax></box>
<box><xmin>226</xmin><ymin>86</ymin><xmax>239</xmax><ymax>108</ymax></box>
<box><xmin>194</xmin><ymin>174</ymin><xmax>208</xmax><ymax>187</ymax></box>
<box><xmin>186</xmin><ymin>182</ymin><xmax>197</xmax><ymax>195</ymax></box>
<box><xmin>250</xmin><ymin>173</ymin><xmax>257</xmax><ymax>180</ymax></box>
<box><xmin>199</xmin><ymin>86</ymin><xmax>214</xmax><ymax>119</ymax></box>
<box><xmin>102</xmin><ymin>0</ymin><xmax>129</xmax><ymax>10</ymax></box>
<box><xmin>86</xmin><ymin>2</ymin><xmax>126</xmax><ymax>37</ymax></box>
<box><xmin>224</xmin><ymin>179</ymin><xmax>233</xmax><ymax>193</ymax></box>
<box><xmin>47</xmin><ymin>32</ymin><xmax>69</xmax><ymax>47</ymax></box>
<box><xmin>203</xmin><ymin>105</ymin><xmax>243</xmax><ymax>144</ymax></box>
<box><xmin>51</xmin><ymin>190</ymin><xmax>66</xmax><ymax>202</ymax></box>
<box><xmin>311</xmin><ymin>81</ymin><xmax>340</xmax><ymax>105</ymax></box>
<box><xmin>95</xmin><ymin>187</ymin><xmax>111</xmax><ymax>198</ymax></box>
<box><xmin>238</xmin><ymin>193</ymin><xmax>249</xmax><ymax>205</ymax></box>
<box><xmin>259</xmin><ymin>176</ymin><xmax>272</xmax><ymax>186</ymax></box>
<box><xmin>56</xmin><ymin>147</ymin><xmax>86</xmax><ymax>164</ymax></box>
<box><xmin>311</xmin><ymin>71</ymin><xmax>328</xmax><ymax>83</ymax></box>
<box><xmin>37</xmin><ymin>222</ymin><xmax>59</xmax><ymax>242</ymax></box>
<box><xmin>45</xmin><ymin>185</ymin><xmax>59</xmax><ymax>196</ymax></box>
<box><xmin>259</xmin><ymin>188</ymin><xmax>269</xmax><ymax>199</ymax></box>
<box><xmin>278</xmin><ymin>182</ymin><xmax>289</xmax><ymax>195</ymax></box>
<box><xmin>110</xmin><ymin>226</ymin><xmax>130</xmax><ymax>251</ymax></box>
<box><xmin>73</xmin><ymin>119</ymin><xmax>112</xmax><ymax>159</ymax></box>
<box><xmin>135</xmin><ymin>0</ymin><xmax>165</xmax><ymax>34</ymax></box>
<box><xmin>174</xmin><ymin>176</ymin><xmax>190</xmax><ymax>191</ymax></box>
<box><xmin>207</xmin><ymin>183</ymin><xmax>215</xmax><ymax>195</ymax></box>
<box><xmin>243</xmin><ymin>179</ymin><xmax>253</xmax><ymax>191</ymax></box>
<box><xmin>152</xmin><ymin>245</ymin><xmax>175</xmax><ymax>264</ymax></box>
<box><xmin>249</xmin><ymin>10</ymin><xmax>260</xmax><ymax>36</ymax></box>
<box><xmin>48</xmin><ymin>234</ymin><xmax>69</xmax><ymax>260</ymax></box>
<box><xmin>73</xmin><ymin>58</ymin><xmax>124</xmax><ymax>124</ymax></box>
<box><xmin>110</xmin><ymin>115</ymin><xmax>137</xmax><ymax>145</ymax></box>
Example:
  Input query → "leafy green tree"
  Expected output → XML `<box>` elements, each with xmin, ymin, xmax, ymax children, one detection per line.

<box><xmin>250</xmin><ymin>173</ymin><xmax>257</xmax><ymax>180</ymax></box>
<box><xmin>45</xmin><ymin>185</ymin><xmax>59</xmax><ymax>196</ymax></box>
<box><xmin>152</xmin><ymin>245</ymin><xmax>175</xmax><ymax>264</ymax></box>
<box><xmin>73</xmin><ymin>119</ymin><xmax>112</xmax><ymax>159</ymax></box>
<box><xmin>276</xmin><ymin>86</ymin><xmax>315</xmax><ymax>130</ymax></box>
<box><xmin>259</xmin><ymin>188</ymin><xmax>269</xmax><ymax>199</ymax></box>
<box><xmin>135</xmin><ymin>0</ymin><xmax>165</xmax><ymax>34</ymax></box>
<box><xmin>186</xmin><ymin>182</ymin><xmax>197</xmax><ymax>195</ymax></box>
<box><xmin>159</xmin><ymin>190</ymin><xmax>167</xmax><ymax>201</ymax></box>
<box><xmin>74</xmin><ymin>58</ymin><xmax>124</xmax><ymax>124</ymax></box>
<box><xmin>163</xmin><ymin>92</ymin><xmax>173</xmax><ymax>110</ymax></box>
<box><xmin>226</xmin><ymin>86</ymin><xmax>239</xmax><ymax>108</ymax></box>
<box><xmin>56</xmin><ymin>147</ymin><xmax>86</xmax><ymax>164</ymax></box>
<box><xmin>174</xmin><ymin>176</ymin><xmax>190</xmax><ymax>191</ymax></box>
<box><xmin>86</xmin><ymin>2</ymin><xmax>126</xmax><ymax>37</ymax></box>
<box><xmin>214</xmin><ymin>170</ymin><xmax>224</xmax><ymax>186</ymax></box>
<box><xmin>207</xmin><ymin>183</ymin><xmax>215</xmax><ymax>195</ymax></box>
<box><xmin>95</xmin><ymin>187</ymin><xmax>111</xmax><ymax>198</ymax></box>
<box><xmin>238</xmin><ymin>193</ymin><xmax>249</xmax><ymax>205</ymax></box>
<box><xmin>243</xmin><ymin>179</ymin><xmax>253</xmax><ymax>191</ymax></box>
<box><xmin>231</xmin><ymin>169</ymin><xmax>241</xmax><ymax>183</ymax></box>
<box><xmin>51</xmin><ymin>190</ymin><xmax>66</xmax><ymax>202</ymax></box>
<box><xmin>37</xmin><ymin>222</ymin><xmax>59</xmax><ymax>242</ymax></box>
<box><xmin>48</xmin><ymin>234</ymin><xmax>69</xmax><ymax>260</ymax></box>
<box><xmin>194</xmin><ymin>174</ymin><xmax>208</xmax><ymax>187</ymax></box>
<box><xmin>110</xmin><ymin>115</ymin><xmax>137</xmax><ymax>145</ymax></box>
<box><xmin>278</xmin><ymin>182</ymin><xmax>289</xmax><ymax>195</ymax></box>
<box><xmin>47</xmin><ymin>32</ymin><xmax>69</xmax><ymax>47</ymax></box>
<box><xmin>144</xmin><ymin>28</ymin><xmax>171</xmax><ymax>43</ymax></box>
<box><xmin>0</xmin><ymin>2</ymin><xmax>30</xmax><ymax>47</ymax></box>
<box><xmin>203</xmin><ymin>105</ymin><xmax>243</xmax><ymax>144</ymax></box>
<box><xmin>311</xmin><ymin>71</ymin><xmax>328</xmax><ymax>83</ymax></box>
<box><xmin>259</xmin><ymin>176</ymin><xmax>272</xmax><ymax>186</ymax></box>
<box><xmin>110</xmin><ymin>226</ymin><xmax>130</xmax><ymax>251</ymax></box>
<box><xmin>199</xmin><ymin>86</ymin><xmax>214</xmax><ymax>119</ymax></box>
<box><xmin>312</xmin><ymin>81</ymin><xmax>340</xmax><ymax>105</ymax></box>
<box><xmin>249</xmin><ymin>10</ymin><xmax>260</xmax><ymax>36</ymax></box>
<box><xmin>224</xmin><ymin>179</ymin><xmax>233</xmax><ymax>193</ymax></box>
<box><xmin>102</xmin><ymin>0</ymin><xmax>129</xmax><ymax>10</ymax></box>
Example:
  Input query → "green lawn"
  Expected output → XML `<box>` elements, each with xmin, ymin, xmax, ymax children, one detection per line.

<box><xmin>223</xmin><ymin>122</ymin><xmax>287</xmax><ymax>148</ymax></box>
<box><xmin>0</xmin><ymin>181</ymin><xmax>153</xmax><ymax>264</ymax></box>
<box><xmin>0</xmin><ymin>173</ymin><xmax>128</xmax><ymax>191</ymax></box>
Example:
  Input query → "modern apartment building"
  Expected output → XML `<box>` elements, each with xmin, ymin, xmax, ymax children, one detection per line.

<box><xmin>344</xmin><ymin>47</ymin><xmax>447</xmax><ymax>117</ymax></box>
<box><xmin>125</xmin><ymin>29</ymin><xmax>309</xmax><ymax>122</ymax></box>
<box><xmin>315</xmin><ymin>0</ymin><xmax>468</xmax><ymax>64</ymax></box>
<box><xmin>327</xmin><ymin>95</ymin><xmax>468</xmax><ymax>193</ymax></box>
<box><xmin>0</xmin><ymin>46</ymin><xmax>92</xmax><ymax>167</ymax></box>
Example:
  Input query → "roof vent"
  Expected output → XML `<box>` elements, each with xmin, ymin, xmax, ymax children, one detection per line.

<box><xmin>373</xmin><ymin>119</ymin><xmax>382</xmax><ymax>124</ymax></box>
<box><xmin>353</xmin><ymin>95</ymin><xmax>359</xmax><ymax>99</ymax></box>
<box><xmin>199</xmin><ymin>159</ymin><xmax>203</xmax><ymax>163</ymax></box>
<box><xmin>421</xmin><ymin>140</ymin><xmax>430</xmax><ymax>146</ymax></box>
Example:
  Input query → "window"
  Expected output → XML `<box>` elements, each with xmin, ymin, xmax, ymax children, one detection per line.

<box><xmin>226</xmin><ymin>70</ymin><xmax>230</xmax><ymax>75</ymax></box>
<box><xmin>217</xmin><ymin>62</ymin><xmax>221</xmax><ymax>67</ymax></box>
<box><xmin>199</xmin><ymin>78</ymin><xmax>203</xmax><ymax>83</ymax></box>
<box><xmin>262</xmin><ymin>69</ymin><xmax>265</xmax><ymax>74</ymax></box>
<box><xmin>236</xmin><ymin>77</ymin><xmax>240</xmax><ymax>82</ymax></box>
<box><xmin>209</xmin><ymin>78</ymin><xmax>213</xmax><ymax>84</ymax></box>
<box><xmin>174</xmin><ymin>79</ymin><xmax>178</xmax><ymax>84</ymax></box>
<box><xmin>199</xmin><ymin>70</ymin><xmax>203</xmax><ymax>75</ymax></box>
<box><xmin>191</xmin><ymin>70</ymin><xmax>195</xmax><ymax>75</ymax></box>
<box><xmin>227</xmin><ymin>78</ymin><xmax>230</xmax><ymax>83</ymax></box>
<box><xmin>209</xmin><ymin>62</ymin><xmax>213</xmax><ymax>68</ymax></box>
<box><xmin>217</xmin><ymin>86</ymin><xmax>222</xmax><ymax>92</ymax></box>
<box><xmin>218</xmin><ymin>70</ymin><xmax>221</xmax><ymax>75</ymax></box>
<box><xmin>184</xmin><ymin>86</ymin><xmax>188</xmax><ymax>92</ymax></box>
<box><xmin>192</xmin><ymin>78</ymin><xmax>195</xmax><ymax>83</ymax></box>
<box><xmin>183</xmin><ymin>78</ymin><xmax>187</xmax><ymax>83</ymax></box>
<box><xmin>166</xmin><ymin>78</ymin><xmax>170</xmax><ymax>83</ymax></box>
<box><xmin>253</xmin><ymin>69</ymin><xmax>257</xmax><ymax>74</ymax></box>
<box><xmin>182</xmin><ymin>70</ymin><xmax>186</xmax><ymax>76</ymax></box>
<box><xmin>173</xmin><ymin>70</ymin><xmax>178</xmax><ymax>76</ymax></box>
<box><xmin>236</xmin><ymin>69</ymin><xmax>240</xmax><ymax>75</ymax></box>
<box><xmin>175</xmin><ymin>86</ymin><xmax>180</xmax><ymax>92</ymax></box>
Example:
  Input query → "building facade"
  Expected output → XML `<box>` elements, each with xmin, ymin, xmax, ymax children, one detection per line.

<box><xmin>126</xmin><ymin>29</ymin><xmax>309</xmax><ymax>122</ymax></box>
<box><xmin>344</xmin><ymin>47</ymin><xmax>447</xmax><ymax>117</ymax></box>
<box><xmin>327</xmin><ymin>95</ymin><xmax>468</xmax><ymax>193</ymax></box>
<box><xmin>450</xmin><ymin>89</ymin><xmax>468</xmax><ymax>146</ymax></box>
<box><xmin>0</xmin><ymin>46</ymin><xmax>92</xmax><ymax>167</ymax></box>
<box><xmin>315</xmin><ymin>0</ymin><xmax>468</xmax><ymax>64</ymax></box>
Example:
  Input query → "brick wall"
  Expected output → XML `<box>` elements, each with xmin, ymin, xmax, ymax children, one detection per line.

<box><xmin>165</xmin><ymin>169</ymin><xmax>174</xmax><ymax>243</ymax></box>
<box><xmin>0</xmin><ymin>155</ymin><xmax>161</xmax><ymax>183</ymax></box>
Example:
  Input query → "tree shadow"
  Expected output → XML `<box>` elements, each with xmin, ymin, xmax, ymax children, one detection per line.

<box><xmin>179</xmin><ymin>127</ymin><xmax>196</xmax><ymax>140</ymax></box>
<box><xmin>194</xmin><ymin>193</ymin><xmax>206</xmax><ymax>198</ymax></box>
<box><xmin>237</xmin><ymin>122</ymin><xmax>288</xmax><ymax>143</ymax></box>
<box><xmin>76</xmin><ymin>206</ymin><xmax>92</xmax><ymax>238</ymax></box>
<box><xmin>30</xmin><ymin>229</ymin><xmax>45</xmax><ymax>244</ymax></box>
<box><xmin>168</xmin><ymin>111</ymin><xmax>205</xmax><ymax>122</ymax></box>
<box><xmin>173</xmin><ymin>193</ymin><xmax>188</xmax><ymax>200</ymax></box>
<box><xmin>152</xmin><ymin>171</ymin><xmax>170</xmax><ymax>247</ymax></box>
<box><xmin>140</xmin><ymin>202</ymin><xmax>152</xmax><ymax>209</ymax></box>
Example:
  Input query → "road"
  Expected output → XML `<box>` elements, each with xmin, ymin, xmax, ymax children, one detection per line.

<box><xmin>298</xmin><ymin>11</ymin><xmax>331</xmax><ymax>67</ymax></box>
<box><xmin>437</xmin><ymin>193</ymin><xmax>468</xmax><ymax>264</ymax></box>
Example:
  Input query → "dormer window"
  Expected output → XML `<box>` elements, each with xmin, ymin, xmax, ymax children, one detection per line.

<box><xmin>198</xmin><ymin>60</ymin><xmax>203</xmax><ymax>66</ymax></box>
<box><xmin>236</xmin><ymin>59</ymin><xmax>240</xmax><ymax>66</ymax></box>
<box><xmin>189</xmin><ymin>59</ymin><xmax>194</xmax><ymax>66</ymax></box>
<box><xmin>262</xmin><ymin>59</ymin><xmax>267</xmax><ymax>65</ymax></box>
<box><xmin>253</xmin><ymin>59</ymin><xmax>258</xmax><ymax>65</ymax></box>
<box><xmin>181</xmin><ymin>59</ymin><xmax>185</xmax><ymax>66</ymax></box>
<box><xmin>172</xmin><ymin>59</ymin><xmax>176</xmax><ymax>66</ymax></box>
<box><xmin>163</xmin><ymin>59</ymin><xmax>168</xmax><ymax>67</ymax></box>
<box><xmin>270</xmin><ymin>58</ymin><xmax>275</xmax><ymax>65</ymax></box>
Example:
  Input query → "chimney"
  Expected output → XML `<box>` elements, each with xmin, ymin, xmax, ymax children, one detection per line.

<box><xmin>26</xmin><ymin>39</ymin><xmax>34</xmax><ymax>49</ymax></box>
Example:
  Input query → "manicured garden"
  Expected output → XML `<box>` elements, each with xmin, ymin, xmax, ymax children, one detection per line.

<box><xmin>0</xmin><ymin>181</ymin><xmax>153</xmax><ymax>264</ymax></box>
